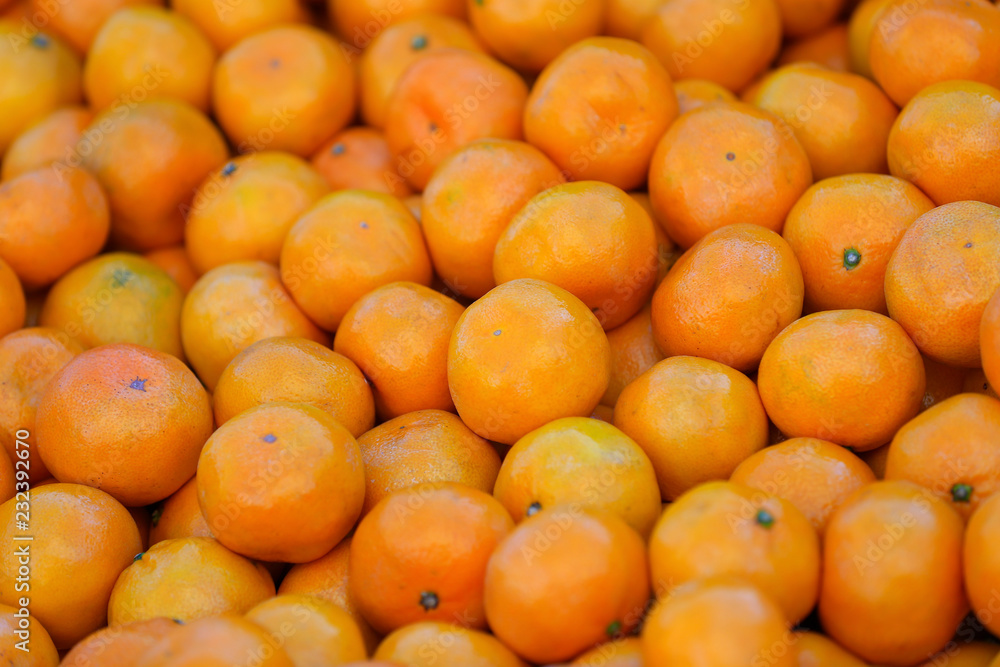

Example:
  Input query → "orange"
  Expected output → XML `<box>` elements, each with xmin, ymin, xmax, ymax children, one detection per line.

<box><xmin>571</xmin><ymin>638</ymin><xmax>643</xmax><ymax>667</ymax></box>
<box><xmin>965</xmin><ymin>368</ymin><xmax>999</xmax><ymax>401</ymax></box>
<box><xmin>358</xmin><ymin>14</ymin><xmax>484</xmax><ymax>129</ymax></box>
<box><xmin>0</xmin><ymin>105</ymin><xmax>90</xmax><ymax>180</ymax></box>
<box><xmin>648</xmin><ymin>101</ymin><xmax>812</xmax><ymax>248</ymax></box>
<box><xmin>757</xmin><ymin>310</ymin><xmax>925</xmax><ymax>451</ymax></box>
<box><xmin>180</xmin><ymin>261</ymin><xmax>329</xmax><ymax>391</ymax></box>
<box><xmin>311</xmin><ymin>127</ymin><xmax>414</xmax><ymax>198</ymax></box>
<box><xmin>108</xmin><ymin>536</ymin><xmax>275</xmax><ymax>624</ymax></box>
<box><xmin>420</xmin><ymin>139</ymin><xmax>564</xmax><ymax>299</ymax></box>
<box><xmin>0</xmin><ymin>166</ymin><xmax>109</xmax><ymax>290</ymax></box>
<box><xmin>61</xmin><ymin>618</ymin><xmax>179</xmax><ymax>667</ymax></box>
<box><xmin>0</xmin><ymin>327</ymin><xmax>81</xmax><ymax>483</ymax></box>
<box><xmin>28</xmin><ymin>0</ymin><xmax>164</xmax><ymax>54</ymax></box>
<box><xmin>775</xmin><ymin>0</ymin><xmax>845</xmax><ymax>37</ymax></box>
<box><xmin>467</xmin><ymin>0</ymin><xmax>603</xmax><ymax>73</ymax></box>
<box><xmin>493</xmin><ymin>417</ymin><xmax>661</xmax><ymax>537</ymax></box>
<box><xmin>745</xmin><ymin>63</ymin><xmax>898</xmax><ymax>179</ymax></box>
<box><xmin>731</xmin><ymin>437</ymin><xmax>877</xmax><ymax>532</ymax></box>
<box><xmin>651</xmin><ymin>223</ymin><xmax>804</xmax><ymax>371</ymax></box>
<box><xmin>198</xmin><ymin>402</ymin><xmax>365</xmax><ymax>563</ymax></box>
<box><xmin>334</xmin><ymin>281</ymin><xmax>464</xmax><ymax>419</ymax></box>
<box><xmin>860</xmin><ymin>444</ymin><xmax>890</xmax><ymax>480</ymax></box>
<box><xmin>214</xmin><ymin>336</ymin><xmax>374</xmax><ymax>437</ymax></box>
<box><xmin>329</xmin><ymin>0</ymin><xmax>466</xmax><ymax>43</ymax></box>
<box><xmin>0</xmin><ymin>483</ymin><xmax>141</xmax><ymax>648</ymax></box>
<box><xmin>601</xmin><ymin>304</ymin><xmax>664</xmax><ymax>407</ymax></box>
<box><xmin>0</xmin><ymin>603</ymin><xmax>58</xmax><ymax>666</ymax></box>
<box><xmin>884</xmin><ymin>200</ymin><xmax>1000</xmax><ymax>367</ymax></box>
<box><xmin>614</xmin><ymin>356</ymin><xmax>769</xmax><ymax>500</ymax></box>
<box><xmin>80</xmin><ymin>99</ymin><xmax>229</xmax><ymax>251</ymax></box>
<box><xmin>494</xmin><ymin>181</ymin><xmax>658</xmax><ymax>330</ymax></box>
<box><xmin>820</xmin><ymin>480</ymin><xmax>967</xmax><ymax>665</ymax></box>
<box><xmin>373</xmin><ymin>621</ymin><xmax>525</xmax><ymax>667</ymax></box>
<box><xmin>869</xmin><ymin>0</ymin><xmax>1000</xmax><ymax>107</ymax></box>
<box><xmin>36</xmin><ymin>342</ymin><xmax>213</xmax><ymax>506</ymax></box>
<box><xmin>965</xmin><ymin>492</ymin><xmax>1000</xmax><ymax>636</ymax></box>
<box><xmin>777</xmin><ymin>23</ymin><xmax>851</xmax><ymax>72</ymax></box>
<box><xmin>641</xmin><ymin>0</ymin><xmax>782</xmax><ymax>92</ymax></box>
<box><xmin>84</xmin><ymin>7</ymin><xmax>216</xmax><ymax>112</ymax></box>
<box><xmin>483</xmin><ymin>506</ymin><xmax>649</xmax><ymax>664</ymax></box>
<box><xmin>793</xmin><ymin>632</ymin><xmax>868</xmax><ymax>667</ymax></box>
<box><xmin>885</xmin><ymin>394</ymin><xmax>1000</xmax><ymax>521</ymax></box>
<box><xmin>185</xmin><ymin>152</ymin><xmax>330</xmax><ymax>274</ymax></box>
<box><xmin>984</xmin><ymin>288</ymin><xmax>1000</xmax><ymax>392</ymax></box>
<box><xmin>142</xmin><ymin>246</ymin><xmax>199</xmax><ymax>294</ymax></box>
<box><xmin>641</xmin><ymin>578</ymin><xmax>796</xmax><ymax>667</ymax></box>
<box><xmin>135</xmin><ymin>615</ymin><xmax>293</xmax><ymax>667</ymax></box>
<box><xmin>523</xmin><ymin>37</ymin><xmax>678</xmax><ymax>191</ymax></box>
<box><xmin>149</xmin><ymin>475</ymin><xmax>212</xmax><ymax>544</ymax></box>
<box><xmin>782</xmin><ymin>174</ymin><xmax>934</xmax><ymax>313</ymax></box>
<box><xmin>40</xmin><ymin>252</ymin><xmax>185</xmax><ymax>359</ymax></box>
<box><xmin>0</xmin><ymin>258</ymin><xmax>23</xmax><ymax>339</ymax></box>
<box><xmin>0</xmin><ymin>25</ymin><xmax>81</xmax><ymax>157</ymax></box>
<box><xmin>847</xmin><ymin>0</ymin><xmax>891</xmax><ymax>79</ymax></box>
<box><xmin>921</xmin><ymin>643</ymin><xmax>1000</xmax><ymax>667</ymax></box>
<box><xmin>0</xmin><ymin>450</ymin><xmax>12</xmax><ymax>505</ymax></box>
<box><xmin>447</xmin><ymin>279</ymin><xmax>611</xmax><ymax>445</ymax></box>
<box><xmin>921</xmin><ymin>355</ymin><xmax>968</xmax><ymax>412</ymax></box>
<box><xmin>350</xmin><ymin>482</ymin><xmax>513</xmax><ymax>634</ymax></box>
<box><xmin>887</xmin><ymin>81</ymin><xmax>1000</xmax><ymax>207</ymax></box>
<box><xmin>172</xmin><ymin>0</ymin><xmax>308</xmax><ymax>51</ymax></box>
<box><xmin>355</xmin><ymin>409</ymin><xmax>501</xmax><ymax>517</ymax></box>
<box><xmin>673</xmin><ymin>79</ymin><xmax>737</xmax><ymax>114</ymax></box>
<box><xmin>605</xmin><ymin>0</ymin><xmax>667</xmax><ymax>40</ymax></box>
<box><xmin>650</xmin><ymin>481</ymin><xmax>820</xmax><ymax>622</ymax></box>
<box><xmin>383</xmin><ymin>48</ymin><xmax>528</xmax><ymax>190</ymax></box>
<box><xmin>213</xmin><ymin>25</ymin><xmax>356</xmax><ymax>157</ymax></box>
<box><xmin>245</xmin><ymin>594</ymin><xmax>367</xmax><ymax>666</ymax></box>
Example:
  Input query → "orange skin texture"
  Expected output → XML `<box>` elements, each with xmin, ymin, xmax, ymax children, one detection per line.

<box><xmin>0</xmin><ymin>327</ymin><xmax>81</xmax><ymax>483</ymax></box>
<box><xmin>358</xmin><ymin>15</ymin><xmax>485</xmax><ymax>129</ymax></box>
<box><xmin>782</xmin><ymin>174</ymin><xmax>934</xmax><ymax>314</ymax></box>
<box><xmin>180</xmin><ymin>261</ymin><xmax>329</xmax><ymax>391</ymax></box>
<box><xmin>793</xmin><ymin>631</ymin><xmax>869</xmax><ymax>667</ymax></box>
<box><xmin>652</xmin><ymin>223</ymin><xmax>804</xmax><ymax>371</ymax></box>
<box><xmin>921</xmin><ymin>355</ymin><xmax>967</xmax><ymax>412</ymax></box>
<box><xmin>80</xmin><ymin>99</ymin><xmax>230</xmax><ymax>252</ymax></box>
<box><xmin>149</xmin><ymin>475</ymin><xmax>212</xmax><ymax>544</ymax></box>
<box><xmin>0</xmin><ymin>259</ymin><xmax>23</xmax><ymax>339</ymax></box>
<box><xmin>494</xmin><ymin>181</ymin><xmax>659</xmax><ymax>330</ymax></box>
<box><xmin>447</xmin><ymin>279</ymin><xmax>611</xmax><ymax>445</ymax></box>
<box><xmin>329</xmin><ymin>0</ymin><xmax>466</xmax><ymax>43</ymax></box>
<box><xmin>374</xmin><ymin>621</ymin><xmax>526</xmax><ymax>667</ymax></box>
<box><xmin>0</xmin><ymin>450</ymin><xmax>12</xmax><ymax>506</ymax></box>
<box><xmin>421</xmin><ymin>139</ymin><xmax>565</xmax><ymax>299</ymax></box>
<box><xmin>0</xmin><ymin>603</ymin><xmax>58</xmax><ymax>666</ymax></box>
<box><xmin>467</xmin><ymin>0</ymin><xmax>604</xmax><ymax>73</ymax></box>
<box><xmin>171</xmin><ymin>0</ymin><xmax>308</xmax><ymax>51</ymax></box>
<box><xmin>571</xmin><ymin>638</ymin><xmax>643</xmax><ymax>667</ymax></box>
<box><xmin>384</xmin><ymin>49</ymin><xmax>528</xmax><ymax>190</ymax></box>
<box><xmin>109</xmin><ymin>537</ymin><xmax>275</xmax><ymax>625</ymax></box>
<box><xmin>60</xmin><ymin>617</ymin><xmax>180</xmax><ymax>667</ymax></box>
<box><xmin>730</xmin><ymin>437</ymin><xmax>877</xmax><ymax>533</ymax></box>
<box><xmin>483</xmin><ymin>507</ymin><xmax>650</xmax><ymax>664</ymax></box>
<box><xmin>847</xmin><ymin>0</ymin><xmax>892</xmax><ymax>78</ymax></box>
<box><xmin>885</xmin><ymin>200</ymin><xmax>1000</xmax><ymax>367</ymax></box>
<box><xmin>613</xmin><ymin>356</ymin><xmax>769</xmax><ymax>501</ymax></box>
<box><xmin>605</xmin><ymin>0</ymin><xmax>667</xmax><ymax>41</ymax></box>
<box><xmin>142</xmin><ymin>246</ymin><xmax>199</xmax><ymax>294</ymax></box>
<box><xmin>311</xmin><ymin>127</ymin><xmax>414</xmax><ymax>197</ymax></box>
<box><xmin>869</xmin><ymin>0</ymin><xmax>1000</xmax><ymax>107</ymax></box>
<box><xmin>641</xmin><ymin>0</ymin><xmax>782</xmax><ymax>92</ymax></box>
<box><xmin>648</xmin><ymin>101</ymin><xmax>813</xmax><ymax>248</ymax></box>
<box><xmin>136</xmin><ymin>615</ymin><xmax>293</xmax><ymax>667</ymax></box>
<box><xmin>0</xmin><ymin>24</ymin><xmax>81</xmax><ymax>156</ymax></box>
<box><xmin>1</xmin><ymin>105</ymin><xmax>91</xmax><ymax>180</ymax></box>
<box><xmin>746</xmin><ymin>63</ymin><xmax>898</xmax><ymax>179</ymax></box>
<box><xmin>0</xmin><ymin>484</ymin><xmax>142</xmax><ymax>649</ymax></box>
<box><xmin>35</xmin><ymin>343</ymin><xmax>213</xmax><ymax>506</ymax></box>
<box><xmin>885</xmin><ymin>394</ymin><xmax>1000</xmax><ymax>521</ymax></box>
<box><xmin>84</xmin><ymin>7</ymin><xmax>216</xmax><ymax>112</ymax></box>
<box><xmin>185</xmin><ymin>152</ymin><xmax>330</xmax><ymax>274</ymax></box>
<box><xmin>350</xmin><ymin>482</ymin><xmax>514</xmax><ymax>634</ymax></box>
<box><xmin>650</xmin><ymin>481</ymin><xmax>820</xmax><ymax>623</ymax></box>
<box><xmin>673</xmin><ymin>79</ymin><xmax>737</xmax><ymax>114</ymax></box>
<box><xmin>493</xmin><ymin>417</ymin><xmax>661</xmax><ymax>537</ymax></box>
<box><xmin>214</xmin><ymin>336</ymin><xmax>375</xmax><ymax>437</ymax></box>
<box><xmin>197</xmin><ymin>402</ymin><xmax>365</xmax><ymax>563</ymax></box>
<box><xmin>820</xmin><ymin>481</ymin><xmax>968</xmax><ymax>666</ymax></box>
<box><xmin>965</xmin><ymin>493</ymin><xmax>1000</xmax><ymax>637</ymax></box>
<box><xmin>0</xmin><ymin>166</ymin><xmax>109</xmax><ymax>290</ymax></box>
<box><xmin>40</xmin><ymin>252</ymin><xmax>186</xmax><ymax>360</ymax></box>
<box><xmin>757</xmin><ymin>310</ymin><xmax>926</xmax><ymax>451</ymax></box>
<box><xmin>212</xmin><ymin>25</ymin><xmax>357</xmax><ymax>157</ymax></box>
<box><xmin>355</xmin><ymin>409</ymin><xmax>501</xmax><ymax>517</ymax></box>
<box><xmin>919</xmin><ymin>643</ymin><xmax>1000</xmax><ymax>667</ymax></box>
<box><xmin>774</xmin><ymin>0</ymin><xmax>845</xmax><ymax>37</ymax></box>
<box><xmin>280</xmin><ymin>190</ymin><xmax>433</xmax><ymax>332</ymax></box>
<box><xmin>278</xmin><ymin>538</ymin><xmax>381</xmax><ymax>654</ymax></box>
<box><xmin>777</xmin><ymin>23</ymin><xmax>850</xmax><ymax>72</ymax></box>
<box><xmin>640</xmin><ymin>578</ymin><xmax>796</xmax><ymax>667</ymax></box>
<box><xmin>523</xmin><ymin>37</ymin><xmax>679</xmax><ymax>190</ymax></box>
<box><xmin>27</xmin><ymin>0</ymin><xmax>163</xmax><ymax>54</ymax></box>
<box><xmin>887</xmin><ymin>81</ymin><xmax>1000</xmax><ymax>207</ymax></box>
<box><xmin>601</xmin><ymin>304</ymin><xmax>664</xmax><ymax>407</ymax></box>
<box><xmin>334</xmin><ymin>281</ymin><xmax>464</xmax><ymax>419</ymax></box>
<box><xmin>245</xmin><ymin>594</ymin><xmax>368</xmax><ymax>666</ymax></box>
<box><xmin>983</xmin><ymin>288</ymin><xmax>1000</xmax><ymax>391</ymax></box>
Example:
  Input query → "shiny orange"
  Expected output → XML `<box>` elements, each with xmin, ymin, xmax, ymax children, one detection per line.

<box><xmin>0</xmin><ymin>105</ymin><xmax>90</xmax><ymax>180</ymax></box>
<box><xmin>0</xmin><ymin>258</ymin><xmax>23</xmax><ymax>339</ymax></box>
<box><xmin>172</xmin><ymin>0</ymin><xmax>308</xmax><ymax>51</ymax></box>
<box><xmin>601</xmin><ymin>304</ymin><xmax>664</xmax><ymax>407</ymax></box>
<box><xmin>142</xmin><ymin>246</ymin><xmax>199</xmax><ymax>294</ymax></box>
<box><xmin>0</xmin><ymin>603</ymin><xmax>59</xmax><ymax>666</ymax></box>
<box><xmin>329</xmin><ymin>0</ymin><xmax>466</xmax><ymax>43</ymax></box>
<box><xmin>373</xmin><ymin>622</ymin><xmax>525</xmax><ymax>667</ymax></box>
<box><xmin>984</xmin><ymin>288</ymin><xmax>1000</xmax><ymax>392</ymax></box>
<box><xmin>792</xmin><ymin>632</ymin><xmax>868</xmax><ymax>667</ymax></box>
<box><xmin>847</xmin><ymin>0</ymin><xmax>891</xmax><ymax>79</ymax></box>
<box><xmin>136</xmin><ymin>615</ymin><xmax>293</xmax><ymax>666</ymax></box>
<box><xmin>311</xmin><ymin>127</ymin><xmax>413</xmax><ymax>198</ymax></box>
<box><xmin>605</xmin><ymin>0</ymin><xmax>667</xmax><ymax>40</ymax></box>
<box><xmin>149</xmin><ymin>475</ymin><xmax>212</xmax><ymax>544</ymax></box>
<box><xmin>245</xmin><ymin>594</ymin><xmax>367</xmax><ymax>666</ymax></box>
<box><xmin>28</xmin><ymin>0</ymin><xmax>164</xmax><ymax>54</ymax></box>
<box><xmin>673</xmin><ymin>79</ymin><xmax>737</xmax><ymax>114</ymax></box>
<box><xmin>60</xmin><ymin>618</ymin><xmax>179</xmax><ymax>667</ymax></box>
<box><xmin>965</xmin><ymin>492</ymin><xmax>1000</xmax><ymax>636</ymax></box>
<box><xmin>777</xmin><ymin>23</ymin><xmax>850</xmax><ymax>72</ymax></box>
<box><xmin>775</xmin><ymin>0</ymin><xmax>845</xmax><ymax>37</ymax></box>
<box><xmin>571</xmin><ymin>638</ymin><xmax>644</xmax><ymax>667</ymax></box>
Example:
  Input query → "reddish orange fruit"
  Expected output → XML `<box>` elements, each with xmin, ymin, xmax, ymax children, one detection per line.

<box><xmin>311</xmin><ymin>127</ymin><xmax>413</xmax><ymax>198</ymax></box>
<box><xmin>1</xmin><ymin>106</ymin><xmax>91</xmax><ymax>180</ymax></box>
<box><xmin>373</xmin><ymin>621</ymin><xmax>525</xmax><ymax>667</ymax></box>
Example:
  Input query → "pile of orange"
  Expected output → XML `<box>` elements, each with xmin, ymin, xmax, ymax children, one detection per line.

<box><xmin>2</xmin><ymin>0</ymin><xmax>1000</xmax><ymax>664</ymax></box>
